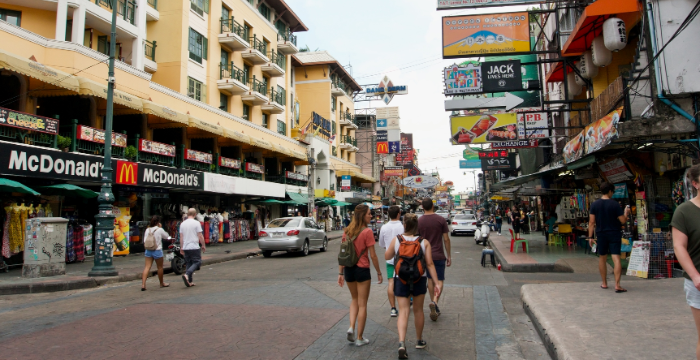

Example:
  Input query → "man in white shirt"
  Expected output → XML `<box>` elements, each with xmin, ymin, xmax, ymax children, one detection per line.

<box><xmin>180</xmin><ymin>208</ymin><xmax>205</xmax><ymax>287</ymax></box>
<box><xmin>378</xmin><ymin>205</ymin><xmax>405</xmax><ymax>317</ymax></box>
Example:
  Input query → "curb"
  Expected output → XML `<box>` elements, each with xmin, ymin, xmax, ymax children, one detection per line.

<box><xmin>521</xmin><ymin>285</ymin><xmax>560</xmax><ymax>360</ymax></box>
<box><xmin>0</xmin><ymin>234</ymin><xmax>344</xmax><ymax>296</ymax></box>
<box><xmin>489</xmin><ymin>240</ymin><xmax>573</xmax><ymax>273</ymax></box>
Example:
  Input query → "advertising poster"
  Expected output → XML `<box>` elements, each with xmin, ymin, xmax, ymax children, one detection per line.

<box><xmin>113</xmin><ymin>207</ymin><xmax>131</xmax><ymax>256</ymax></box>
<box><xmin>563</xmin><ymin>131</ymin><xmax>585</xmax><ymax>163</ymax></box>
<box><xmin>245</xmin><ymin>162</ymin><xmax>264</xmax><ymax>174</ymax></box>
<box><xmin>444</xmin><ymin>63</ymin><xmax>482</xmax><ymax>95</ymax></box>
<box><xmin>77</xmin><ymin>125</ymin><xmax>127</xmax><ymax>147</ymax></box>
<box><xmin>450</xmin><ymin>113</ymin><xmax>517</xmax><ymax>144</ymax></box>
<box><xmin>341</xmin><ymin>175</ymin><xmax>351</xmax><ymax>191</ymax></box>
<box><xmin>584</xmin><ymin>107</ymin><xmax>622</xmax><ymax>155</ymax></box>
<box><xmin>185</xmin><ymin>149</ymin><xmax>213</xmax><ymax>164</ymax></box>
<box><xmin>384</xmin><ymin>166</ymin><xmax>403</xmax><ymax>177</ymax></box>
<box><xmin>482</xmin><ymin>60</ymin><xmax>522</xmax><ymax>93</ymax></box>
<box><xmin>442</xmin><ymin>12</ymin><xmax>530</xmax><ymax>58</ymax></box>
<box><xmin>219</xmin><ymin>156</ymin><xmax>241</xmax><ymax>169</ymax></box>
<box><xmin>139</xmin><ymin>139</ymin><xmax>176</xmax><ymax>157</ymax></box>
<box><xmin>599</xmin><ymin>158</ymin><xmax>633</xmax><ymax>183</ymax></box>
<box><xmin>626</xmin><ymin>241</ymin><xmax>650</xmax><ymax>278</ymax></box>
<box><xmin>612</xmin><ymin>183</ymin><xmax>628</xmax><ymax>199</ymax></box>
<box><xmin>400</xmin><ymin>133</ymin><xmax>413</xmax><ymax>151</ymax></box>
<box><xmin>396</xmin><ymin>150</ymin><xmax>414</xmax><ymax>165</ymax></box>
<box><xmin>517</xmin><ymin>111</ymin><xmax>549</xmax><ymax>139</ymax></box>
<box><xmin>0</xmin><ymin>106</ymin><xmax>59</xmax><ymax>134</ymax></box>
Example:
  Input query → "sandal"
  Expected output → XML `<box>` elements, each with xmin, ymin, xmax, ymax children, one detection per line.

<box><xmin>615</xmin><ymin>288</ymin><xmax>627</xmax><ymax>293</ymax></box>
<box><xmin>182</xmin><ymin>275</ymin><xmax>191</xmax><ymax>287</ymax></box>
<box><xmin>160</xmin><ymin>283</ymin><xmax>170</xmax><ymax>288</ymax></box>
<box><xmin>141</xmin><ymin>287</ymin><xmax>146</xmax><ymax>291</ymax></box>
<box><xmin>600</xmin><ymin>285</ymin><xmax>608</xmax><ymax>289</ymax></box>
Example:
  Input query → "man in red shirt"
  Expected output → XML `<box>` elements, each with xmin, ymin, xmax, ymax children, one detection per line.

<box><xmin>418</xmin><ymin>198</ymin><xmax>451</xmax><ymax>321</ymax></box>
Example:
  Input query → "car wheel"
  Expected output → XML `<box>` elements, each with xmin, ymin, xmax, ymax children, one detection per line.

<box><xmin>262</xmin><ymin>250</ymin><xmax>272</xmax><ymax>258</ymax></box>
<box><xmin>320</xmin><ymin>238</ymin><xmax>328</xmax><ymax>252</ymax></box>
<box><xmin>301</xmin><ymin>240</ymin><xmax>309</xmax><ymax>256</ymax></box>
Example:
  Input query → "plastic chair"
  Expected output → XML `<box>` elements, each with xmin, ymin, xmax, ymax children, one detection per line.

<box><xmin>513</xmin><ymin>238</ymin><xmax>529</xmax><ymax>254</ymax></box>
<box><xmin>481</xmin><ymin>248</ymin><xmax>496</xmax><ymax>267</ymax></box>
<box><xmin>557</xmin><ymin>224</ymin><xmax>574</xmax><ymax>247</ymax></box>
<box><xmin>547</xmin><ymin>234</ymin><xmax>557</xmax><ymax>246</ymax></box>
<box><xmin>509</xmin><ymin>229</ymin><xmax>527</xmax><ymax>252</ymax></box>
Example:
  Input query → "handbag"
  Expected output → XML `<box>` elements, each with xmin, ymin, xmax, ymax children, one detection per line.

<box><xmin>144</xmin><ymin>228</ymin><xmax>159</xmax><ymax>251</ymax></box>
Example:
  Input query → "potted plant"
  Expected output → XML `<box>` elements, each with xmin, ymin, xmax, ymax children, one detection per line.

<box><xmin>124</xmin><ymin>145</ymin><xmax>138</xmax><ymax>160</ymax></box>
<box><xmin>57</xmin><ymin>135</ymin><xmax>71</xmax><ymax>152</ymax></box>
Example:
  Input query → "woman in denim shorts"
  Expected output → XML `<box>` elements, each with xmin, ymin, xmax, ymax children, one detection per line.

<box><xmin>141</xmin><ymin>215</ymin><xmax>171</xmax><ymax>291</ymax></box>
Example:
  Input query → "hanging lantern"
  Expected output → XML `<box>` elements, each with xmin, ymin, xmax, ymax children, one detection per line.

<box><xmin>574</xmin><ymin>62</ymin><xmax>586</xmax><ymax>86</ymax></box>
<box><xmin>566</xmin><ymin>72</ymin><xmax>582</xmax><ymax>99</ymax></box>
<box><xmin>591</xmin><ymin>36</ymin><xmax>612</xmax><ymax>67</ymax></box>
<box><xmin>579</xmin><ymin>50</ymin><xmax>599</xmax><ymax>79</ymax></box>
<box><xmin>603</xmin><ymin>17</ymin><xmax>627</xmax><ymax>52</ymax></box>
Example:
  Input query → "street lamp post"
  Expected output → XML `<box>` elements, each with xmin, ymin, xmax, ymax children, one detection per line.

<box><xmin>88</xmin><ymin>0</ymin><xmax>119</xmax><ymax>277</ymax></box>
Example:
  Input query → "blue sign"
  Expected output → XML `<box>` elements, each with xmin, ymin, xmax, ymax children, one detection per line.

<box><xmin>366</xmin><ymin>85</ymin><xmax>407</xmax><ymax>94</ymax></box>
<box><xmin>377</xmin><ymin>130</ymin><xmax>387</xmax><ymax>142</ymax></box>
<box><xmin>388</xmin><ymin>141</ymin><xmax>401</xmax><ymax>153</ymax></box>
<box><xmin>460</xmin><ymin>160</ymin><xmax>480</xmax><ymax>169</ymax></box>
<box><xmin>612</xmin><ymin>183</ymin><xmax>627</xmax><ymax>199</ymax></box>
<box><xmin>377</xmin><ymin>119</ymin><xmax>387</xmax><ymax>128</ymax></box>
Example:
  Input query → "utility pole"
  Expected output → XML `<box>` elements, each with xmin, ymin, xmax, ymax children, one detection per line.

<box><xmin>88</xmin><ymin>0</ymin><xmax>119</xmax><ymax>276</ymax></box>
<box><xmin>308</xmin><ymin>148</ymin><xmax>315</xmax><ymax>218</ymax></box>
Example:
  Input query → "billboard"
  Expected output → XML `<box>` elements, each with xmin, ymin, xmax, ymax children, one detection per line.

<box><xmin>483</xmin><ymin>60</ymin><xmax>522</xmax><ymax>93</ymax></box>
<box><xmin>438</xmin><ymin>0</ymin><xmax>545</xmax><ymax>9</ymax></box>
<box><xmin>384</xmin><ymin>166</ymin><xmax>403</xmax><ymax>177</ymax></box>
<box><xmin>450</xmin><ymin>113</ymin><xmax>517</xmax><ymax>144</ymax></box>
<box><xmin>461</xmin><ymin>146</ymin><xmax>481</xmax><ymax>168</ymax></box>
<box><xmin>481</xmin><ymin>153</ymin><xmax>517</xmax><ymax>171</ymax></box>
<box><xmin>444</xmin><ymin>63</ymin><xmax>482</xmax><ymax>95</ymax></box>
<box><xmin>470</xmin><ymin>54</ymin><xmax>541</xmax><ymax>108</ymax></box>
<box><xmin>377</xmin><ymin>141</ymin><xmax>389</xmax><ymax>154</ymax></box>
<box><xmin>400</xmin><ymin>133</ymin><xmax>413</xmax><ymax>151</ymax></box>
<box><xmin>442</xmin><ymin>12</ymin><xmax>530</xmax><ymax>59</ymax></box>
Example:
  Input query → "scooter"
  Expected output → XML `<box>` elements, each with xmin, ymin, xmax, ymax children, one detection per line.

<box><xmin>474</xmin><ymin>220</ymin><xmax>491</xmax><ymax>246</ymax></box>
<box><xmin>165</xmin><ymin>238</ymin><xmax>186</xmax><ymax>275</ymax></box>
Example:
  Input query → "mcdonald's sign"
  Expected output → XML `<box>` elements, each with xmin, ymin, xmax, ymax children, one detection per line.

<box><xmin>116</xmin><ymin>160</ymin><xmax>138</xmax><ymax>185</ymax></box>
<box><xmin>377</xmin><ymin>141</ymin><xmax>389</xmax><ymax>154</ymax></box>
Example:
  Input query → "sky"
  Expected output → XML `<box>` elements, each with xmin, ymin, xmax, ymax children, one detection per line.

<box><xmin>286</xmin><ymin>0</ymin><xmax>531</xmax><ymax>194</ymax></box>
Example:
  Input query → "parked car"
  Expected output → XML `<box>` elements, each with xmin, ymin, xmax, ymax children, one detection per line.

<box><xmin>450</xmin><ymin>210</ymin><xmax>457</xmax><ymax>219</ymax></box>
<box><xmin>436</xmin><ymin>210</ymin><xmax>450</xmax><ymax>221</ymax></box>
<box><xmin>450</xmin><ymin>214</ymin><xmax>478</xmax><ymax>236</ymax></box>
<box><xmin>258</xmin><ymin>217</ymin><xmax>327</xmax><ymax>257</ymax></box>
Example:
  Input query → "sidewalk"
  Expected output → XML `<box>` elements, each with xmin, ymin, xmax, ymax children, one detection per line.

<box><xmin>490</xmin><ymin>223</ymin><xmax>606</xmax><ymax>273</ymax></box>
<box><xmin>0</xmin><ymin>230</ymin><xmax>344</xmax><ymax>295</ymax></box>
<box><xmin>521</xmin><ymin>278</ymin><xmax>694</xmax><ymax>359</ymax></box>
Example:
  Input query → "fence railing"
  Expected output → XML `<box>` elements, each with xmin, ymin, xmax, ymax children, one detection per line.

<box><xmin>220</xmin><ymin>18</ymin><xmax>249</xmax><ymax>40</ymax></box>
<box><xmin>219</xmin><ymin>62</ymin><xmax>247</xmax><ymax>83</ymax></box>
<box><xmin>249</xmin><ymin>76</ymin><xmax>268</xmax><ymax>96</ymax></box>
<box><xmin>250</xmin><ymin>35</ymin><xmax>267</xmax><ymax>54</ymax></box>
<box><xmin>341</xmin><ymin>135</ymin><xmax>357</xmax><ymax>147</ymax></box>
<box><xmin>277</xmin><ymin>32</ymin><xmax>297</xmax><ymax>46</ymax></box>
<box><xmin>270</xmin><ymin>87</ymin><xmax>286</xmax><ymax>105</ymax></box>
<box><xmin>144</xmin><ymin>40</ymin><xmax>156</xmax><ymax>62</ymax></box>
<box><xmin>277</xmin><ymin>120</ymin><xmax>286</xmax><ymax>136</ymax></box>
<box><xmin>146</xmin><ymin>0</ymin><xmax>157</xmax><ymax>10</ymax></box>
<box><xmin>95</xmin><ymin>0</ymin><xmax>136</xmax><ymax>25</ymax></box>
<box><xmin>269</xmin><ymin>49</ymin><xmax>286</xmax><ymax>69</ymax></box>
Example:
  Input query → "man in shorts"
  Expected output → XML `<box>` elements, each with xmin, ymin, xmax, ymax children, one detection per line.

<box><xmin>588</xmin><ymin>182</ymin><xmax>630</xmax><ymax>292</ymax></box>
<box><xmin>378</xmin><ymin>205</ymin><xmax>405</xmax><ymax>317</ymax></box>
<box><xmin>418</xmin><ymin>198</ymin><xmax>451</xmax><ymax>321</ymax></box>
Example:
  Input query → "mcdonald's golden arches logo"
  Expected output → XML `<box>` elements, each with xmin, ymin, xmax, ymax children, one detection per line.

<box><xmin>116</xmin><ymin>161</ymin><xmax>138</xmax><ymax>185</ymax></box>
<box><xmin>377</xmin><ymin>142</ymin><xmax>389</xmax><ymax>154</ymax></box>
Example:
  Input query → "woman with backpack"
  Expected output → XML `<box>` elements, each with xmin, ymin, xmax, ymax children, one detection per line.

<box><xmin>384</xmin><ymin>213</ymin><xmax>441</xmax><ymax>359</ymax></box>
<box><xmin>337</xmin><ymin>204</ymin><xmax>383</xmax><ymax>347</ymax></box>
<box><xmin>141</xmin><ymin>215</ymin><xmax>170</xmax><ymax>291</ymax></box>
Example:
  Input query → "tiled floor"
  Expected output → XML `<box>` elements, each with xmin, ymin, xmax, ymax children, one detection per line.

<box><xmin>491</xmin><ymin>224</ymin><xmax>593</xmax><ymax>266</ymax></box>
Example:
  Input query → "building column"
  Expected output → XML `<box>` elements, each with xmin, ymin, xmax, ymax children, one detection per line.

<box><xmin>55</xmin><ymin>0</ymin><xmax>69</xmax><ymax>41</ymax></box>
<box><xmin>131</xmin><ymin>0</ymin><xmax>148</xmax><ymax>71</ymax></box>
<box><xmin>70</xmin><ymin>3</ymin><xmax>86</xmax><ymax>46</ymax></box>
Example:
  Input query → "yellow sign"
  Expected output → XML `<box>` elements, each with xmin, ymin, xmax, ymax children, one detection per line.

<box><xmin>113</xmin><ymin>207</ymin><xmax>131</xmax><ymax>256</ymax></box>
<box><xmin>442</xmin><ymin>12</ymin><xmax>531</xmax><ymax>58</ymax></box>
<box><xmin>450</xmin><ymin>113</ymin><xmax>517</xmax><ymax>144</ymax></box>
<box><xmin>436</xmin><ymin>186</ymin><xmax>449</xmax><ymax>192</ymax></box>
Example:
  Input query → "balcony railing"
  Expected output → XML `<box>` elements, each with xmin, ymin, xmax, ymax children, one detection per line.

<box><xmin>250</xmin><ymin>35</ymin><xmax>267</xmax><ymax>54</ymax></box>
<box><xmin>60</xmin><ymin>119</ymin><xmax>125</xmax><ymax>158</ymax></box>
<box><xmin>220</xmin><ymin>18</ymin><xmax>249</xmax><ymax>39</ymax></box>
<box><xmin>144</xmin><ymin>40</ymin><xmax>156</xmax><ymax>62</ymax></box>
<box><xmin>270</xmin><ymin>87</ymin><xmax>286</xmax><ymax>105</ymax></box>
<box><xmin>269</xmin><ymin>49</ymin><xmax>286</xmax><ymax>68</ymax></box>
<box><xmin>277</xmin><ymin>31</ymin><xmax>297</xmax><ymax>46</ymax></box>
<box><xmin>95</xmin><ymin>0</ymin><xmax>136</xmax><ymax>25</ymax></box>
<box><xmin>219</xmin><ymin>62</ymin><xmax>247</xmax><ymax>83</ymax></box>
<box><xmin>146</xmin><ymin>0</ymin><xmax>157</xmax><ymax>10</ymax></box>
<box><xmin>249</xmin><ymin>77</ymin><xmax>267</xmax><ymax>96</ymax></box>
<box><xmin>277</xmin><ymin>120</ymin><xmax>286</xmax><ymax>135</ymax></box>
<box><xmin>332</xmin><ymin>77</ymin><xmax>349</xmax><ymax>94</ymax></box>
<box><xmin>341</xmin><ymin>135</ymin><xmax>357</xmax><ymax>147</ymax></box>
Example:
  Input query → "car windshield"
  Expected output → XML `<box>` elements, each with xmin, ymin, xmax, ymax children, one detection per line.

<box><xmin>267</xmin><ymin>219</ymin><xmax>300</xmax><ymax>228</ymax></box>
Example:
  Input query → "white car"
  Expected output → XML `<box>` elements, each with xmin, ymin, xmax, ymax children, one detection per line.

<box><xmin>436</xmin><ymin>210</ymin><xmax>450</xmax><ymax>221</ymax></box>
<box><xmin>450</xmin><ymin>214</ymin><xmax>477</xmax><ymax>236</ymax></box>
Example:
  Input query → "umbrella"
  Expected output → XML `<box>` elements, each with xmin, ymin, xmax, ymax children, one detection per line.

<box><xmin>38</xmin><ymin>184</ymin><xmax>99</xmax><ymax>198</ymax></box>
<box><xmin>0</xmin><ymin>178</ymin><xmax>41</xmax><ymax>196</ymax></box>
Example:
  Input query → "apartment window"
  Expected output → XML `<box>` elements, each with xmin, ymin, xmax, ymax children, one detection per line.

<box><xmin>331</xmin><ymin>95</ymin><xmax>336</xmax><ymax>112</ymax></box>
<box><xmin>262</xmin><ymin>113</ymin><xmax>269</xmax><ymax>128</ymax></box>
<box><xmin>188</xmin><ymin>28</ymin><xmax>208</xmax><ymax>63</ymax></box>
<box><xmin>190</xmin><ymin>0</ymin><xmax>209</xmax><ymax>16</ymax></box>
<box><xmin>275</xmin><ymin>20</ymin><xmax>286</xmax><ymax>35</ymax></box>
<box><xmin>277</xmin><ymin>120</ymin><xmax>286</xmax><ymax>136</ymax></box>
<box><xmin>243</xmin><ymin>104</ymin><xmax>250</xmax><ymax>120</ymax></box>
<box><xmin>259</xmin><ymin>3</ymin><xmax>271</xmax><ymax>21</ymax></box>
<box><xmin>220</xmin><ymin>49</ymin><xmax>229</xmax><ymax>66</ymax></box>
<box><xmin>221</xmin><ymin>6</ymin><xmax>230</xmax><ymax>20</ymax></box>
<box><xmin>244</xmin><ymin>64</ymin><xmax>251</xmax><ymax>84</ymax></box>
<box><xmin>219</xmin><ymin>93</ymin><xmax>228</xmax><ymax>112</ymax></box>
<box><xmin>97</xmin><ymin>35</ymin><xmax>108</xmax><ymax>55</ymax></box>
<box><xmin>0</xmin><ymin>8</ymin><xmax>21</xmax><ymax>27</ymax></box>
<box><xmin>188</xmin><ymin>77</ymin><xmax>205</xmax><ymax>102</ymax></box>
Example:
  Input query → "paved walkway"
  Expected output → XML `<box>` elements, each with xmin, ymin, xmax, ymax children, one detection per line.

<box><xmin>521</xmin><ymin>278</ymin><xmax>695</xmax><ymax>359</ymax></box>
<box><xmin>0</xmin><ymin>230</ymin><xmax>344</xmax><ymax>295</ymax></box>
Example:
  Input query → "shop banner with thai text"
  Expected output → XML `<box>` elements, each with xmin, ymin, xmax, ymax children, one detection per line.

<box><xmin>77</xmin><ymin>125</ymin><xmax>127</xmax><ymax>147</ymax></box>
<box><xmin>0</xmin><ymin>107</ymin><xmax>59</xmax><ymax>135</ymax></box>
<box><xmin>139</xmin><ymin>139</ymin><xmax>176</xmax><ymax>157</ymax></box>
<box><xmin>599</xmin><ymin>158</ymin><xmax>633</xmax><ymax>183</ymax></box>
<box><xmin>442</xmin><ymin>12</ymin><xmax>530</xmax><ymax>58</ymax></box>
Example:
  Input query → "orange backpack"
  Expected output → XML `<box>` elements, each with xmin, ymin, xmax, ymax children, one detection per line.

<box><xmin>393</xmin><ymin>235</ymin><xmax>426</xmax><ymax>287</ymax></box>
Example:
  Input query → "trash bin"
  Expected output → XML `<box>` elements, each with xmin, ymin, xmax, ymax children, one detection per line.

<box><xmin>22</xmin><ymin>217</ymin><xmax>69</xmax><ymax>278</ymax></box>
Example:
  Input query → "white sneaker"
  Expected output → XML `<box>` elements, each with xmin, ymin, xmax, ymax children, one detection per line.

<box><xmin>355</xmin><ymin>338</ymin><xmax>370</xmax><ymax>347</ymax></box>
<box><xmin>346</xmin><ymin>327</ymin><xmax>355</xmax><ymax>342</ymax></box>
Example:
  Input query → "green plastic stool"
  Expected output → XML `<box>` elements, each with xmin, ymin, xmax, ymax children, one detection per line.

<box><xmin>513</xmin><ymin>239</ymin><xmax>529</xmax><ymax>253</ymax></box>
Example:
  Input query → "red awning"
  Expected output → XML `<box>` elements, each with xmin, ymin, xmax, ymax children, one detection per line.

<box><xmin>561</xmin><ymin>0</ymin><xmax>642</xmax><ymax>57</ymax></box>
<box><xmin>545</xmin><ymin>61</ymin><xmax>576</xmax><ymax>83</ymax></box>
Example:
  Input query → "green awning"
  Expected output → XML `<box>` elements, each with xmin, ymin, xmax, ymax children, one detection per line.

<box><xmin>255</xmin><ymin>199</ymin><xmax>286</xmax><ymax>204</ymax></box>
<box><xmin>286</xmin><ymin>191</ymin><xmax>309</xmax><ymax>205</ymax></box>
<box><xmin>567</xmin><ymin>156</ymin><xmax>596</xmax><ymax>170</ymax></box>
<box><xmin>38</xmin><ymin>184</ymin><xmax>98</xmax><ymax>198</ymax></box>
<box><xmin>0</xmin><ymin>178</ymin><xmax>40</xmax><ymax>196</ymax></box>
<box><xmin>315</xmin><ymin>197</ymin><xmax>338</xmax><ymax>206</ymax></box>
<box><xmin>334</xmin><ymin>201</ymin><xmax>352</xmax><ymax>206</ymax></box>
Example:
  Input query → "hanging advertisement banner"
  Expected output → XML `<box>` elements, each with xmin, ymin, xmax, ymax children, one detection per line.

<box><xmin>77</xmin><ymin>125</ymin><xmax>127</xmax><ymax>147</ymax></box>
<box><xmin>377</xmin><ymin>130</ymin><xmax>388</xmax><ymax>142</ymax></box>
<box><xmin>517</xmin><ymin>112</ymin><xmax>549</xmax><ymax>139</ymax></box>
<box><xmin>438</xmin><ymin>0</ymin><xmax>545</xmax><ymax>10</ymax></box>
<box><xmin>185</xmin><ymin>149</ymin><xmax>212</xmax><ymax>164</ymax></box>
<box><xmin>219</xmin><ymin>156</ymin><xmax>241</xmax><ymax>169</ymax></box>
<box><xmin>396</xmin><ymin>150</ymin><xmax>414</xmax><ymax>165</ymax></box>
<box><xmin>0</xmin><ymin>107</ymin><xmax>59</xmax><ymax>134</ymax></box>
<box><xmin>285</xmin><ymin>171</ymin><xmax>308</xmax><ymax>182</ymax></box>
<box><xmin>139</xmin><ymin>139</ymin><xmax>176</xmax><ymax>157</ymax></box>
<box><xmin>481</xmin><ymin>153</ymin><xmax>517</xmax><ymax>170</ymax></box>
<box><xmin>389</xmin><ymin>141</ymin><xmax>401</xmax><ymax>154</ymax></box>
<box><xmin>384</xmin><ymin>166</ymin><xmax>403</xmax><ymax>177</ymax></box>
<box><xmin>401</xmin><ymin>133</ymin><xmax>413</xmax><ymax>151</ymax></box>
<box><xmin>491</xmin><ymin>139</ymin><xmax>538</xmax><ymax>148</ymax></box>
<box><xmin>482</xmin><ymin>60</ymin><xmax>522</xmax><ymax>93</ymax></box>
<box><xmin>563</xmin><ymin>132</ymin><xmax>585</xmax><ymax>164</ymax></box>
<box><xmin>245</xmin><ymin>163</ymin><xmax>264</xmax><ymax>174</ymax></box>
<box><xmin>113</xmin><ymin>207</ymin><xmax>131</xmax><ymax>256</ymax></box>
<box><xmin>471</xmin><ymin>54</ymin><xmax>541</xmax><ymax>108</ymax></box>
<box><xmin>450</xmin><ymin>113</ymin><xmax>517</xmax><ymax>144</ymax></box>
<box><xmin>403</xmin><ymin>176</ymin><xmax>439</xmax><ymax>189</ymax></box>
<box><xmin>341</xmin><ymin>175</ymin><xmax>351</xmax><ymax>191</ymax></box>
<box><xmin>599</xmin><ymin>158</ymin><xmax>633</xmax><ymax>183</ymax></box>
<box><xmin>444</xmin><ymin>63</ymin><xmax>482</xmax><ymax>95</ymax></box>
<box><xmin>442</xmin><ymin>12</ymin><xmax>530</xmax><ymax>59</ymax></box>
<box><xmin>584</xmin><ymin>107</ymin><xmax>622</xmax><ymax>155</ymax></box>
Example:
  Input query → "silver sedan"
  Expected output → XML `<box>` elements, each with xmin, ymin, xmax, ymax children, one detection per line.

<box><xmin>258</xmin><ymin>217</ymin><xmax>328</xmax><ymax>257</ymax></box>
<box><xmin>450</xmin><ymin>214</ymin><xmax>478</xmax><ymax>236</ymax></box>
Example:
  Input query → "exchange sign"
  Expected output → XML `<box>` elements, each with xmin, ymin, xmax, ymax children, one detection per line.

<box><xmin>442</xmin><ymin>12</ymin><xmax>530</xmax><ymax>59</ymax></box>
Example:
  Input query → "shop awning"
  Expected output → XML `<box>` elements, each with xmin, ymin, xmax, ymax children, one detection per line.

<box><xmin>561</xmin><ymin>0</ymin><xmax>641</xmax><ymax>57</ymax></box>
<box><xmin>286</xmin><ymin>191</ymin><xmax>309</xmax><ymax>205</ymax></box>
<box><xmin>0</xmin><ymin>49</ymin><xmax>80</xmax><ymax>93</ymax></box>
<box><xmin>188</xmin><ymin>115</ymin><xmax>224</xmax><ymax>137</ymax></box>
<box><xmin>38</xmin><ymin>184</ymin><xmax>98</xmax><ymax>198</ymax></box>
<box><xmin>255</xmin><ymin>199</ymin><xmax>286</xmax><ymax>204</ymax></box>
<box><xmin>336</xmin><ymin>170</ymin><xmax>377</xmax><ymax>184</ymax></box>
<box><xmin>270</xmin><ymin>142</ymin><xmax>292</xmax><ymax>157</ymax></box>
<box><xmin>316</xmin><ymin>197</ymin><xmax>338</xmax><ymax>206</ymax></box>
<box><xmin>222</xmin><ymin>127</ymin><xmax>250</xmax><ymax>144</ymax></box>
<box><xmin>335</xmin><ymin>201</ymin><xmax>352</xmax><ymax>206</ymax></box>
<box><xmin>490</xmin><ymin>164</ymin><xmax>566</xmax><ymax>191</ymax></box>
<box><xmin>545</xmin><ymin>61</ymin><xmax>577</xmax><ymax>83</ymax></box>
<box><xmin>142</xmin><ymin>99</ymin><xmax>189</xmax><ymax>125</ymax></box>
<box><xmin>0</xmin><ymin>178</ymin><xmax>40</xmax><ymax>196</ymax></box>
<box><xmin>249</xmin><ymin>137</ymin><xmax>274</xmax><ymax>152</ymax></box>
<box><xmin>290</xmin><ymin>148</ymin><xmax>308</xmax><ymax>161</ymax></box>
<box><xmin>77</xmin><ymin>77</ymin><xmax>143</xmax><ymax>111</ymax></box>
<box><xmin>567</xmin><ymin>155</ymin><xmax>596</xmax><ymax>170</ymax></box>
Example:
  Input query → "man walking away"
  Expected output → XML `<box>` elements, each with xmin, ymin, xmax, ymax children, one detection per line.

<box><xmin>378</xmin><ymin>205</ymin><xmax>405</xmax><ymax>317</ymax></box>
<box><xmin>180</xmin><ymin>208</ymin><xmax>206</xmax><ymax>287</ymax></box>
<box><xmin>418</xmin><ymin>198</ymin><xmax>451</xmax><ymax>321</ymax></box>
<box><xmin>588</xmin><ymin>182</ymin><xmax>630</xmax><ymax>293</ymax></box>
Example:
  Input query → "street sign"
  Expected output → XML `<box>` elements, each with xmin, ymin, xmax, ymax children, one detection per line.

<box><xmin>491</xmin><ymin>139</ymin><xmax>538</xmax><ymax>148</ymax></box>
<box><xmin>445</xmin><ymin>92</ymin><xmax>524</xmax><ymax>112</ymax></box>
<box><xmin>478</xmin><ymin>150</ymin><xmax>510</xmax><ymax>158</ymax></box>
<box><xmin>483</xmin><ymin>60</ymin><xmax>522</xmax><ymax>93</ymax></box>
<box><xmin>403</xmin><ymin>176</ymin><xmax>440</xmax><ymax>189</ymax></box>
<box><xmin>460</xmin><ymin>159</ymin><xmax>480</xmax><ymax>168</ymax></box>
<box><xmin>366</xmin><ymin>77</ymin><xmax>408</xmax><ymax>105</ymax></box>
<box><xmin>341</xmin><ymin>175</ymin><xmax>351</xmax><ymax>191</ymax></box>
<box><xmin>481</xmin><ymin>154</ymin><xmax>517</xmax><ymax>171</ymax></box>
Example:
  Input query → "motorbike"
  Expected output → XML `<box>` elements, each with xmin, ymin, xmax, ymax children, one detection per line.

<box><xmin>165</xmin><ymin>238</ymin><xmax>186</xmax><ymax>275</ymax></box>
<box><xmin>474</xmin><ymin>220</ymin><xmax>491</xmax><ymax>246</ymax></box>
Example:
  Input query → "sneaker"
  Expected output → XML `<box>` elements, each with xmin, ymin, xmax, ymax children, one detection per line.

<box><xmin>429</xmin><ymin>302</ymin><xmax>438</xmax><ymax>321</ymax></box>
<box><xmin>346</xmin><ymin>327</ymin><xmax>355</xmax><ymax>342</ymax></box>
<box><xmin>390</xmin><ymin>307</ymin><xmax>398</xmax><ymax>317</ymax></box>
<box><xmin>398</xmin><ymin>342</ymin><xmax>408</xmax><ymax>359</ymax></box>
<box><xmin>435</xmin><ymin>303</ymin><xmax>441</xmax><ymax>317</ymax></box>
<box><xmin>416</xmin><ymin>340</ymin><xmax>427</xmax><ymax>349</ymax></box>
<box><xmin>355</xmin><ymin>338</ymin><xmax>370</xmax><ymax>347</ymax></box>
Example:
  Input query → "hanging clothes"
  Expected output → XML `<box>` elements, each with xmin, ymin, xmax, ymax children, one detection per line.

<box><xmin>65</xmin><ymin>224</ymin><xmax>75</xmax><ymax>263</ymax></box>
<box><xmin>19</xmin><ymin>205</ymin><xmax>28</xmax><ymax>246</ymax></box>
<box><xmin>2</xmin><ymin>209</ymin><xmax>10</xmax><ymax>258</ymax></box>
<box><xmin>82</xmin><ymin>224</ymin><xmax>93</xmax><ymax>256</ymax></box>
<box><xmin>210</xmin><ymin>217</ymin><xmax>219</xmax><ymax>244</ymax></box>
<box><xmin>8</xmin><ymin>206</ymin><xmax>22</xmax><ymax>254</ymax></box>
<box><xmin>73</xmin><ymin>225</ymin><xmax>84</xmax><ymax>262</ymax></box>
<box><xmin>203</xmin><ymin>220</ymin><xmax>210</xmax><ymax>244</ymax></box>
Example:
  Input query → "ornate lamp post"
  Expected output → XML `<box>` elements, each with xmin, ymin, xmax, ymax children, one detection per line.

<box><xmin>88</xmin><ymin>0</ymin><xmax>119</xmax><ymax>276</ymax></box>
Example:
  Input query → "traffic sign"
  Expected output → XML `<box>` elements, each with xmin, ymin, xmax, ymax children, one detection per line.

<box><xmin>445</xmin><ymin>92</ymin><xmax>524</xmax><ymax>112</ymax></box>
